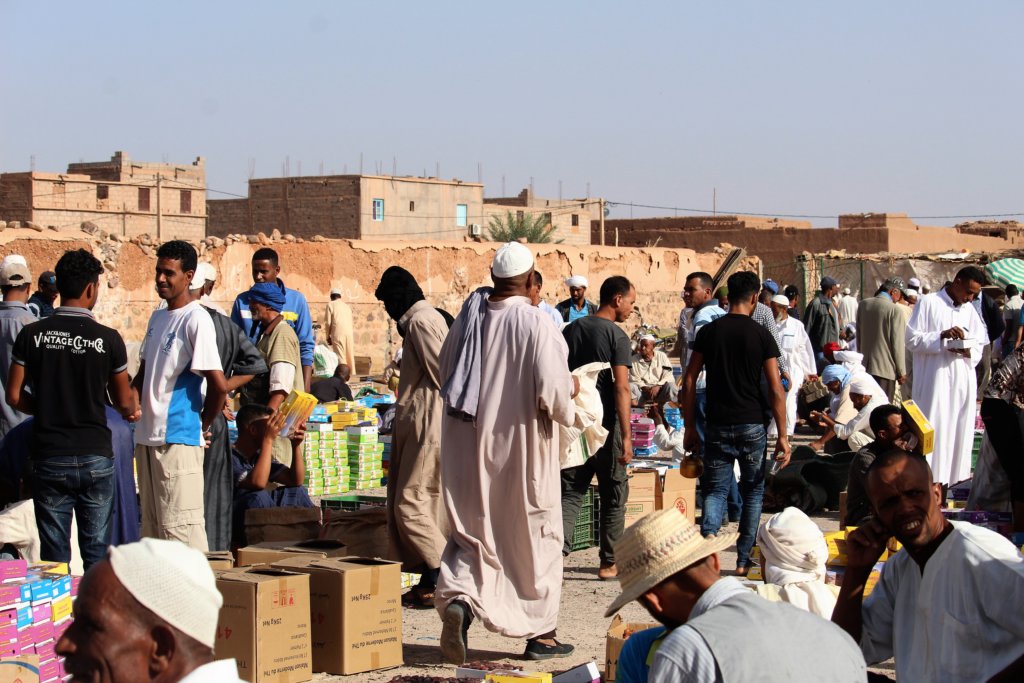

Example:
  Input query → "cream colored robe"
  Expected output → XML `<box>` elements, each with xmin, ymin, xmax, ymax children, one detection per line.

<box><xmin>435</xmin><ymin>296</ymin><xmax>575</xmax><ymax>639</ymax></box>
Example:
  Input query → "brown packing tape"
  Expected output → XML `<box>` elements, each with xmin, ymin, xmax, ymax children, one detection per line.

<box><xmin>371</xmin><ymin>651</ymin><xmax>380</xmax><ymax>670</ymax></box>
<box><xmin>370</xmin><ymin>566</ymin><xmax>380</xmax><ymax>596</ymax></box>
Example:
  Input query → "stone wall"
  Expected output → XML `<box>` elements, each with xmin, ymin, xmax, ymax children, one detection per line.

<box><xmin>0</xmin><ymin>232</ymin><xmax>744</xmax><ymax>372</ymax></box>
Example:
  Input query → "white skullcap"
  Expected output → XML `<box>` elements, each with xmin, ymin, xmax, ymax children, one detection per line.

<box><xmin>842</xmin><ymin>286</ymin><xmax>851</xmax><ymax>295</ymax></box>
<box><xmin>565</xmin><ymin>275</ymin><xmax>589</xmax><ymax>288</ymax></box>
<box><xmin>491</xmin><ymin>242</ymin><xmax>534</xmax><ymax>278</ymax></box>
<box><xmin>848</xmin><ymin>375</ymin><xmax>875</xmax><ymax>397</ymax></box>
<box><xmin>771</xmin><ymin>294</ymin><xmax>790</xmax><ymax>307</ymax></box>
<box><xmin>905</xmin><ymin>288</ymin><xmax>919</xmax><ymax>297</ymax></box>
<box><xmin>108</xmin><ymin>538</ymin><xmax>222</xmax><ymax>648</ymax></box>
<box><xmin>639</xmin><ymin>334</ymin><xmax>657</xmax><ymax>342</ymax></box>
<box><xmin>189</xmin><ymin>262</ymin><xmax>216</xmax><ymax>288</ymax></box>
<box><xmin>908</xmin><ymin>277</ymin><xmax>921</xmax><ymax>289</ymax></box>
<box><xmin>1</xmin><ymin>255</ymin><xmax>28</xmax><ymax>268</ymax></box>
<box><xmin>330</xmin><ymin>288</ymin><xmax>341</xmax><ymax>296</ymax></box>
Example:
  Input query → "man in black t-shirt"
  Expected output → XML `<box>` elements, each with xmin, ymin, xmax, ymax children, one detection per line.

<box><xmin>562</xmin><ymin>276</ymin><xmax>635</xmax><ymax>581</ymax></box>
<box><xmin>6</xmin><ymin>249</ymin><xmax>139</xmax><ymax>570</ymax></box>
<box><xmin>682</xmin><ymin>271</ymin><xmax>790</xmax><ymax>575</ymax></box>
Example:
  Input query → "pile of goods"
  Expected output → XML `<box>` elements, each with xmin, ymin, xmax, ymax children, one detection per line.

<box><xmin>0</xmin><ymin>560</ymin><xmax>78</xmax><ymax>681</ymax></box>
<box><xmin>303</xmin><ymin>401</ymin><xmax>382</xmax><ymax>495</ymax></box>
<box><xmin>630</xmin><ymin>412</ymin><xmax>657</xmax><ymax>458</ymax></box>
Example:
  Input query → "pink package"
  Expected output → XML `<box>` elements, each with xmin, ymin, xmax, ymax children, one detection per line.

<box><xmin>35</xmin><ymin>637</ymin><xmax>55</xmax><ymax>660</ymax></box>
<box><xmin>39</xmin><ymin>657</ymin><xmax>60</xmax><ymax>680</ymax></box>
<box><xmin>33</xmin><ymin>620</ymin><xmax>55</xmax><ymax>643</ymax></box>
<box><xmin>0</xmin><ymin>559</ymin><xmax>28</xmax><ymax>581</ymax></box>
<box><xmin>33</xmin><ymin>603</ymin><xmax>52</xmax><ymax>624</ymax></box>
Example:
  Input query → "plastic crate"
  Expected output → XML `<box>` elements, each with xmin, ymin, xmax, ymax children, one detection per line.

<box><xmin>320</xmin><ymin>494</ymin><xmax>387</xmax><ymax>512</ymax></box>
<box><xmin>570</xmin><ymin>487</ymin><xmax>600</xmax><ymax>552</ymax></box>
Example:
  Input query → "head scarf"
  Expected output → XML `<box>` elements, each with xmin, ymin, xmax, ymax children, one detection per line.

<box><xmin>756</xmin><ymin>507</ymin><xmax>837</xmax><ymax>618</ymax></box>
<box><xmin>821</xmin><ymin>364</ymin><xmax>851</xmax><ymax>389</ymax></box>
<box><xmin>375</xmin><ymin>266</ymin><xmax>425</xmax><ymax>324</ymax></box>
<box><xmin>848</xmin><ymin>375</ymin><xmax>876</xmax><ymax>397</ymax></box>
<box><xmin>248</xmin><ymin>281</ymin><xmax>286</xmax><ymax>312</ymax></box>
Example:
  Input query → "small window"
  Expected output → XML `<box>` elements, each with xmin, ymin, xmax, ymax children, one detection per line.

<box><xmin>456</xmin><ymin>204</ymin><xmax>468</xmax><ymax>227</ymax></box>
<box><xmin>516</xmin><ymin>210</ymin><xmax>524</xmax><ymax>221</ymax></box>
<box><xmin>96</xmin><ymin>185</ymin><xmax>109</xmax><ymax>200</ymax></box>
<box><xmin>372</xmin><ymin>198</ymin><xmax>384</xmax><ymax>221</ymax></box>
<box><xmin>571</xmin><ymin>213</ymin><xmax>579</xmax><ymax>227</ymax></box>
<box><xmin>409</xmin><ymin>200</ymin><xmax>415</xmax><ymax>212</ymax></box>
<box><xmin>180</xmin><ymin>190</ymin><xmax>192</xmax><ymax>213</ymax></box>
<box><xmin>138</xmin><ymin>187</ymin><xmax>151</xmax><ymax>212</ymax></box>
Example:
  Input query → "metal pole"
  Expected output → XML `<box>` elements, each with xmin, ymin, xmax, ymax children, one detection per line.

<box><xmin>156</xmin><ymin>175</ymin><xmax>162</xmax><ymax>240</ymax></box>
<box><xmin>599</xmin><ymin>198</ymin><xmax>606</xmax><ymax>245</ymax></box>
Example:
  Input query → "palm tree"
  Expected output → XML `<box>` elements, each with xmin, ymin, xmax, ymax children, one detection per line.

<box><xmin>486</xmin><ymin>211</ymin><xmax>562</xmax><ymax>243</ymax></box>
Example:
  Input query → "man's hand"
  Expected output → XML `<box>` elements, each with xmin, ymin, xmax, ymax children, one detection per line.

<box><xmin>264</xmin><ymin>410</ymin><xmax>286</xmax><ymax>442</ymax></box>
<box><xmin>683</xmin><ymin>427</ymin><xmax>700</xmax><ymax>456</ymax></box>
<box><xmin>806</xmin><ymin>374</ymin><xmax>818</xmax><ymax>383</ymax></box>
<box><xmin>222</xmin><ymin>406</ymin><xmax>235</xmax><ymax>421</ymax></box>
<box><xmin>845</xmin><ymin>518</ymin><xmax>889</xmax><ymax>570</ymax></box>
<box><xmin>202</xmin><ymin>429</ymin><xmax>213</xmax><ymax>449</ymax></box>
<box><xmin>288</xmin><ymin>419</ymin><xmax>307</xmax><ymax>446</ymax></box>
<box><xmin>647</xmin><ymin>404</ymin><xmax>664</xmax><ymax>426</ymax></box>
<box><xmin>940</xmin><ymin>326</ymin><xmax>966</xmax><ymax>340</ymax></box>
<box><xmin>807</xmin><ymin>439</ymin><xmax>825</xmax><ymax>452</ymax></box>
<box><xmin>618</xmin><ymin>435</ymin><xmax>633</xmax><ymax>466</ymax></box>
<box><xmin>897</xmin><ymin>374</ymin><xmax>907</xmax><ymax>385</ymax></box>
<box><xmin>125</xmin><ymin>408</ymin><xmax>142</xmax><ymax>423</ymax></box>
<box><xmin>773</xmin><ymin>436</ymin><xmax>791</xmax><ymax>469</ymax></box>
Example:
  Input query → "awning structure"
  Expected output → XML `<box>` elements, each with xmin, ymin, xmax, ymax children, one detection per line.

<box><xmin>985</xmin><ymin>258</ymin><xmax>1024</xmax><ymax>289</ymax></box>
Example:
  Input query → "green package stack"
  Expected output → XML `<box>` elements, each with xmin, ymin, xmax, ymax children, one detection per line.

<box><xmin>302</xmin><ymin>412</ymin><xmax>354</xmax><ymax>495</ymax></box>
<box><xmin>347</xmin><ymin>425</ymin><xmax>384</xmax><ymax>489</ymax></box>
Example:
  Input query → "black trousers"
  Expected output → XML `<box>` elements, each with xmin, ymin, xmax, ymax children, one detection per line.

<box><xmin>561</xmin><ymin>427</ymin><xmax>627</xmax><ymax>565</ymax></box>
<box><xmin>980</xmin><ymin>398</ymin><xmax>1024</xmax><ymax>502</ymax></box>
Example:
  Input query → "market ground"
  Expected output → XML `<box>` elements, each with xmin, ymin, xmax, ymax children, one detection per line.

<box><xmin>312</xmin><ymin>434</ymin><xmax>896</xmax><ymax>681</ymax></box>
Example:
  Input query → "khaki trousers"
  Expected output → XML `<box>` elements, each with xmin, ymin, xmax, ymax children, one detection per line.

<box><xmin>135</xmin><ymin>443</ymin><xmax>208</xmax><ymax>552</ymax></box>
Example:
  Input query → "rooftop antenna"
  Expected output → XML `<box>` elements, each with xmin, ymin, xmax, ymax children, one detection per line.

<box><xmin>558</xmin><ymin>179</ymin><xmax>563</xmax><ymax>202</ymax></box>
<box><xmin>30</xmin><ymin>155</ymin><xmax>35</xmax><ymax>172</ymax></box>
<box><xmin>502</xmin><ymin>174</ymin><xmax>506</xmax><ymax>196</ymax></box>
<box><xmin>392</xmin><ymin>157</ymin><xmax>397</xmax><ymax>176</ymax></box>
<box><xmin>477</xmin><ymin>162</ymin><xmax>482</xmax><ymax>184</ymax></box>
<box><xmin>359</xmin><ymin>152</ymin><xmax>363</xmax><ymax>175</ymax></box>
<box><xmin>343</xmin><ymin>163</ymin><xmax>348</xmax><ymax>174</ymax></box>
<box><xmin>296</xmin><ymin>160</ymin><xmax>302</xmax><ymax>176</ymax></box>
<box><xmin>248</xmin><ymin>158</ymin><xmax>256</xmax><ymax>179</ymax></box>
<box><xmin>586</xmin><ymin>181</ymin><xmax>591</xmax><ymax>197</ymax></box>
<box><xmin>713</xmin><ymin>187</ymin><xmax>717</xmax><ymax>216</ymax></box>
<box><xmin>529</xmin><ymin>176</ymin><xmax>534</xmax><ymax>195</ymax></box>
<box><xmin>435</xmin><ymin>161</ymin><xmax>440</xmax><ymax>179</ymax></box>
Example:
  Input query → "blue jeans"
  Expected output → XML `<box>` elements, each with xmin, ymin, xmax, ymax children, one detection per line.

<box><xmin>699</xmin><ymin>423</ymin><xmax>767</xmax><ymax>567</ymax></box>
<box><xmin>695</xmin><ymin>392</ymin><xmax>742</xmax><ymax>522</ymax></box>
<box><xmin>32</xmin><ymin>455</ymin><xmax>114</xmax><ymax>571</ymax></box>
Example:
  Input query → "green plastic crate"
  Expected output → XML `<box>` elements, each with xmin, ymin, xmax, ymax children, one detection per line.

<box><xmin>570</xmin><ymin>487</ymin><xmax>600</xmax><ymax>552</ymax></box>
<box><xmin>320</xmin><ymin>494</ymin><xmax>387</xmax><ymax>512</ymax></box>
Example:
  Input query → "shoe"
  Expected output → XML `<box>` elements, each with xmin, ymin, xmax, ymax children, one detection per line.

<box><xmin>735</xmin><ymin>565</ymin><xmax>749</xmax><ymax>578</ymax></box>
<box><xmin>524</xmin><ymin>638</ymin><xmax>575</xmax><ymax>661</ymax></box>
<box><xmin>440</xmin><ymin>601</ymin><xmax>471</xmax><ymax>664</ymax></box>
<box><xmin>598</xmin><ymin>563</ymin><xmax>618</xmax><ymax>581</ymax></box>
<box><xmin>703</xmin><ymin>533</ymin><xmax>717</xmax><ymax>540</ymax></box>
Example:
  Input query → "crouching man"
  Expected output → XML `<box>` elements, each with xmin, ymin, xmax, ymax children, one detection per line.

<box><xmin>231</xmin><ymin>404</ymin><xmax>313</xmax><ymax>547</ymax></box>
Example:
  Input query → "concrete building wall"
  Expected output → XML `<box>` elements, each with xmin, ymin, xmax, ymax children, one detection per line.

<box><xmin>483</xmin><ymin>188</ymin><xmax>600</xmax><ymax>245</ymax></box>
<box><xmin>359</xmin><ymin>176</ymin><xmax>483</xmax><ymax>240</ymax></box>
<box><xmin>0</xmin><ymin>234</ymin><xmax>743</xmax><ymax>372</ymax></box>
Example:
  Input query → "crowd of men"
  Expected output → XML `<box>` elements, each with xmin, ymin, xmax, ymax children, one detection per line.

<box><xmin>0</xmin><ymin>241</ymin><xmax>1022</xmax><ymax>681</ymax></box>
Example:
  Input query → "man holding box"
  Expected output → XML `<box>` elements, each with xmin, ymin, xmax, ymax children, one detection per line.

<box><xmin>133</xmin><ymin>241</ymin><xmax>227</xmax><ymax>552</ymax></box>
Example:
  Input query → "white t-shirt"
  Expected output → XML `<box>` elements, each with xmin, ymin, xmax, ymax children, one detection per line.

<box><xmin>860</xmin><ymin>521</ymin><xmax>1024</xmax><ymax>682</ymax></box>
<box><xmin>135</xmin><ymin>300</ymin><xmax>222</xmax><ymax>447</ymax></box>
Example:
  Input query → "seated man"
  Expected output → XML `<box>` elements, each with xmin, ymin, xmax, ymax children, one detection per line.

<box><xmin>809</xmin><ymin>375</ymin><xmax>887</xmax><ymax>453</ymax></box>
<box><xmin>231</xmin><ymin>404</ymin><xmax>313</xmax><ymax>547</ymax></box>
<box><xmin>754</xmin><ymin>507</ymin><xmax>840</xmax><ymax>618</ymax></box>
<box><xmin>833</xmin><ymin>449</ymin><xmax>1024</xmax><ymax>682</ymax></box>
<box><xmin>605</xmin><ymin>509</ymin><xmax>867</xmax><ymax>682</ymax></box>
<box><xmin>844</xmin><ymin>404</ymin><xmax>910</xmax><ymax>527</ymax></box>
<box><xmin>310</xmin><ymin>362</ymin><xmax>354</xmax><ymax>403</ymax></box>
<box><xmin>629</xmin><ymin>335</ymin><xmax>676</xmax><ymax>406</ymax></box>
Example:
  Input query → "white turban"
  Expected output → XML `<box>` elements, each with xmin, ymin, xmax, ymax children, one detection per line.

<box><xmin>189</xmin><ymin>262</ymin><xmax>216</xmax><ymax>289</ymax></box>
<box><xmin>108</xmin><ymin>539</ymin><xmax>223</xmax><ymax>648</ymax></box>
<box><xmin>756</xmin><ymin>507</ymin><xmax>837</xmax><ymax>618</ymax></box>
<box><xmin>492</xmin><ymin>242</ymin><xmax>534</xmax><ymax>278</ymax></box>
<box><xmin>848</xmin><ymin>375</ymin><xmax>876</xmax><ymax>397</ymax></box>
<box><xmin>908</xmin><ymin>277</ymin><xmax>921</xmax><ymax>289</ymax></box>
<box><xmin>565</xmin><ymin>275</ymin><xmax>588</xmax><ymax>288</ymax></box>
<box><xmin>639</xmin><ymin>334</ymin><xmax>656</xmax><ymax>343</ymax></box>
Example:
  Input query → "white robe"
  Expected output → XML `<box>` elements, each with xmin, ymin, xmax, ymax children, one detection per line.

<box><xmin>435</xmin><ymin>296</ymin><xmax>576</xmax><ymax>638</ymax></box>
<box><xmin>771</xmin><ymin>316</ymin><xmax>817</xmax><ymax>437</ymax></box>
<box><xmin>905</xmin><ymin>289</ymin><xmax>987</xmax><ymax>484</ymax></box>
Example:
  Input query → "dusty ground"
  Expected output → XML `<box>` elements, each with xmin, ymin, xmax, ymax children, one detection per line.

<box><xmin>311</xmin><ymin>433</ymin><xmax>895</xmax><ymax>681</ymax></box>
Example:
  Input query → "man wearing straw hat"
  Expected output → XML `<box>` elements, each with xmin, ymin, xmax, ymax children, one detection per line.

<box><xmin>606</xmin><ymin>508</ymin><xmax>867</xmax><ymax>682</ymax></box>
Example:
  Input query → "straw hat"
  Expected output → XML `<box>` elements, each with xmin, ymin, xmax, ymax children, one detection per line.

<box><xmin>605</xmin><ymin>509</ymin><xmax>737</xmax><ymax>617</ymax></box>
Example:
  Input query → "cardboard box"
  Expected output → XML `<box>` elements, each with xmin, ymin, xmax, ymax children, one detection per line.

<box><xmin>627</xmin><ymin>469</ymin><xmax>660</xmax><ymax>499</ymax></box>
<box><xmin>0</xmin><ymin>655</ymin><xmax>39</xmax><ymax>683</ymax></box>
<box><xmin>206</xmin><ymin>551</ymin><xmax>234</xmax><ymax>571</ymax></box>
<box><xmin>235</xmin><ymin>540</ymin><xmax>348</xmax><ymax>567</ymax></box>
<box><xmin>552</xmin><ymin>662</ymin><xmax>601</xmax><ymax>683</ymax></box>
<box><xmin>273</xmin><ymin>556</ymin><xmax>402</xmax><ymax>675</ymax></box>
<box><xmin>623</xmin><ymin>498</ymin><xmax>656</xmax><ymax>528</ymax></box>
<box><xmin>604</xmin><ymin>614</ymin><xmax>661</xmax><ymax>683</ymax></box>
<box><xmin>901</xmin><ymin>400</ymin><xmax>934</xmax><ymax>456</ymax></box>
<box><xmin>658</xmin><ymin>468</ymin><xmax>697</xmax><ymax>522</ymax></box>
<box><xmin>624</xmin><ymin>467</ymin><xmax>696</xmax><ymax>527</ymax></box>
<box><xmin>215</xmin><ymin>568</ymin><xmax>313</xmax><ymax>683</ymax></box>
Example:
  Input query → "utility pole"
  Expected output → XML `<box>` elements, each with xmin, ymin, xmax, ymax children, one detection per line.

<box><xmin>156</xmin><ymin>175</ymin><xmax>162</xmax><ymax>240</ymax></box>
<box><xmin>599</xmin><ymin>198</ymin><xmax>606</xmax><ymax>246</ymax></box>
<box><xmin>713</xmin><ymin>187</ymin><xmax>717</xmax><ymax>216</ymax></box>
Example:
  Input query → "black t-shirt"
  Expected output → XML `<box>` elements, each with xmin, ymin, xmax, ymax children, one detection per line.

<box><xmin>563</xmin><ymin>315</ymin><xmax>632</xmax><ymax>430</ymax></box>
<box><xmin>692</xmin><ymin>313</ymin><xmax>780</xmax><ymax>426</ymax></box>
<box><xmin>310</xmin><ymin>377</ymin><xmax>353</xmax><ymax>403</ymax></box>
<box><xmin>12</xmin><ymin>309</ymin><xmax>128</xmax><ymax>458</ymax></box>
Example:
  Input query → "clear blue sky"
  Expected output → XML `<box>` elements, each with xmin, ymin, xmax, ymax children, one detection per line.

<box><xmin>3</xmin><ymin>1</ymin><xmax>1022</xmax><ymax>226</ymax></box>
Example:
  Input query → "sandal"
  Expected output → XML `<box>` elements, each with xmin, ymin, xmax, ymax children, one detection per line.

<box><xmin>401</xmin><ymin>585</ymin><xmax>436</xmax><ymax>609</ymax></box>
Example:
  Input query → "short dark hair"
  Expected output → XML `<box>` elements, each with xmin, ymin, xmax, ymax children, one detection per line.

<box><xmin>1006</xmin><ymin>284</ymin><xmax>1019</xmax><ymax>297</ymax></box>
<box><xmin>252</xmin><ymin>248</ymin><xmax>279</xmax><ymax>266</ymax></box>
<box><xmin>533</xmin><ymin>270</ymin><xmax>544</xmax><ymax>286</ymax></box>
<box><xmin>55</xmin><ymin>249</ymin><xmax>103</xmax><ymax>300</ymax></box>
<box><xmin>236</xmin><ymin>404</ymin><xmax>273</xmax><ymax>430</ymax></box>
<box><xmin>869</xmin><ymin>404</ymin><xmax>902</xmax><ymax>435</ymax></box>
<box><xmin>685</xmin><ymin>272</ymin><xmax>714</xmax><ymax>290</ymax></box>
<box><xmin>726</xmin><ymin>271</ymin><xmax>760</xmax><ymax>304</ymax></box>
<box><xmin>955</xmin><ymin>266</ymin><xmax>987</xmax><ymax>287</ymax></box>
<box><xmin>866</xmin><ymin>448</ymin><xmax>933</xmax><ymax>488</ymax></box>
<box><xmin>155</xmin><ymin>240</ymin><xmax>197</xmax><ymax>274</ymax></box>
<box><xmin>784</xmin><ymin>284</ymin><xmax>799</xmax><ymax>299</ymax></box>
<box><xmin>599</xmin><ymin>276</ymin><xmax>634</xmax><ymax>306</ymax></box>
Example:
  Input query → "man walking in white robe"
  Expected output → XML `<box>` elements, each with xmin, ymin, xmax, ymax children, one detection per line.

<box><xmin>769</xmin><ymin>295</ymin><xmax>817</xmax><ymax>436</ymax></box>
<box><xmin>905</xmin><ymin>266</ymin><xmax>988</xmax><ymax>484</ymax></box>
<box><xmin>435</xmin><ymin>242</ymin><xmax>578</xmax><ymax>664</ymax></box>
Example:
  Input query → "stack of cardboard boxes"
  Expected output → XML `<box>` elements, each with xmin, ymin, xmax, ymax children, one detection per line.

<box><xmin>624</xmin><ymin>467</ymin><xmax>697</xmax><ymax>527</ymax></box>
<box><xmin>303</xmin><ymin>402</ymin><xmax>381</xmax><ymax>495</ymax></box>
<box><xmin>0</xmin><ymin>560</ymin><xmax>77</xmax><ymax>682</ymax></box>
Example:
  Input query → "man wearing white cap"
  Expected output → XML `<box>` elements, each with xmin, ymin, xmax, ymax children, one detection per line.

<box><xmin>188</xmin><ymin>262</ymin><xmax>224</xmax><ymax>316</ymax></box>
<box><xmin>630</xmin><ymin>334</ymin><xmax>676</xmax><ymax>405</ymax></box>
<box><xmin>837</xmin><ymin>286</ymin><xmax>859</xmax><ymax>329</ymax></box>
<box><xmin>768</xmin><ymin>294</ymin><xmax>817</xmax><ymax>436</ymax></box>
<box><xmin>556</xmin><ymin>274</ymin><xmax>596</xmax><ymax>322</ymax></box>
<box><xmin>0</xmin><ymin>255</ymin><xmax>37</xmax><ymax>438</ymax></box>
<box><xmin>436</xmin><ymin>242</ymin><xmax>578</xmax><ymax>663</ymax></box>
<box><xmin>605</xmin><ymin>509</ymin><xmax>866</xmax><ymax>683</ymax></box>
<box><xmin>809</xmin><ymin>374</ymin><xmax>887</xmax><ymax>452</ymax></box>
<box><xmin>56</xmin><ymin>538</ymin><xmax>245</xmax><ymax>682</ymax></box>
<box><xmin>323</xmin><ymin>286</ymin><xmax>356</xmax><ymax>373</ymax></box>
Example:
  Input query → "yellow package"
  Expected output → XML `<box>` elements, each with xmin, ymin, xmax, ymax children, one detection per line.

<box><xmin>901</xmin><ymin>400</ymin><xmax>934</xmax><ymax>456</ymax></box>
<box><xmin>279</xmin><ymin>390</ymin><xmax>318</xmax><ymax>437</ymax></box>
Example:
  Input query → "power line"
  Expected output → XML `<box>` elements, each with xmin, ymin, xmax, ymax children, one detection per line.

<box><xmin>605</xmin><ymin>200</ymin><xmax>1024</xmax><ymax>221</ymax></box>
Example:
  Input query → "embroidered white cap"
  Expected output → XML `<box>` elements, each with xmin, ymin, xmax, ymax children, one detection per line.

<box><xmin>491</xmin><ymin>242</ymin><xmax>535</xmax><ymax>278</ymax></box>
<box><xmin>565</xmin><ymin>275</ymin><xmax>589</xmax><ymax>288</ymax></box>
<box><xmin>108</xmin><ymin>538</ymin><xmax>222</xmax><ymax>648</ymax></box>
